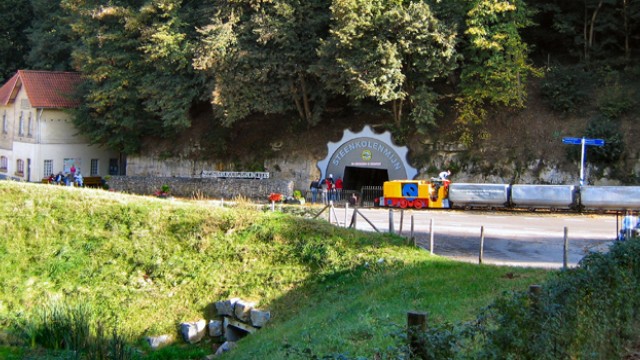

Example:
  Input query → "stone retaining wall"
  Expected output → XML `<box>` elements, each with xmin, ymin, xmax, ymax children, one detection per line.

<box><xmin>106</xmin><ymin>176</ymin><xmax>294</xmax><ymax>200</ymax></box>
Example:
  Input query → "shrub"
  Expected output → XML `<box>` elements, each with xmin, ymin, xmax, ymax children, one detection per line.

<box><xmin>399</xmin><ymin>238</ymin><xmax>640</xmax><ymax>359</ymax></box>
<box><xmin>597</xmin><ymin>82</ymin><xmax>636</xmax><ymax>119</ymax></box>
<box><xmin>584</xmin><ymin>117</ymin><xmax>625</xmax><ymax>163</ymax></box>
<box><xmin>541</xmin><ymin>66</ymin><xmax>591</xmax><ymax>113</ymax></box>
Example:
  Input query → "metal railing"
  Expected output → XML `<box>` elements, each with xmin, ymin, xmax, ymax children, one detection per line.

<box><xmin>303</xmin><ymin>186</ymin><xmax>382</xmax><ymax>207</ymax></box>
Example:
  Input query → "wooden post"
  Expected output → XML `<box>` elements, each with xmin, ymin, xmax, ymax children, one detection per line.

<box><xmin>407</xmin><ymin>311</ymin><xmax>427</xmax><ymax>359</ymax></box>
<box><xmin>355</xmin><ymin>208</ymin><xmax>380</xmax><ymax>233</ymax></box>
<box><xmin>389</xmin><ymin>209</ymin><xmax>395</xmax><ymax>234</ymax></box>
<box><xmin>328</xmin><ymin>202</ymin><xmax>332</xmax><ymax>223</ymax></box>
<box><xmin>563</xmin><ymin>227</ymin><xmax>569</xmax><ymax>269</ymax></box>
<box><xmin>429</xmin><ymin>219</ymin><xmax>434</xmax><ymax>255</ymax></box>
<box><xmin>411</xmin><ymin>215</ymin><xmax>416</xmax><ymax>247</ymax></box>
<box><xmin>399</xmin><ymin>210</ymin><xmax>404</xmax><ymax>236</ymax></box>
<box><xmin>344</xmin><ymin>203</ymin><xmax>349</xmax><ymax>228</ymax></box>
<box><xmin>479</xmin><ymin>226</ymin><xmax>485</xmax><ymax>264</ymax></box>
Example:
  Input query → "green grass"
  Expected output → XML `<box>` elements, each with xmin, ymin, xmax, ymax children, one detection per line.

<box><xmin>0</xmin><ymin>181</ymin><xmax>551</xmax><ymax>358</ymax></box>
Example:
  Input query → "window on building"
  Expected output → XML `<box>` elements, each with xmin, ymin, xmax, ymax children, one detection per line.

<box><xmin>18</xmin><ymin>112</ymin><xmax>24</xmax><ymax>136</ymax></box>
<box><xmin>0</xmin><ymin>156</ymin><xmax>7</xmax><ymax>172</ymax></box>
<box><xmin>90</xmin><ymin>159</ymin><xmax>99</xmax><ymax>176</ymax></box>
<box><xmin>16</xmin><ymin>159</ymin><xmax>24</xmax><ymax>176</ymax></box>
<box><xmin>27</xmin><ymin>113</ymin><xmax>33</xmax><ymax>137</ymax></box>
<box><xmin>2</xmin><ymin>112</ymin><xmax>6</xmax><ymax>134</ymax></box>
<box><xmin>44</xmin><ymin>160</ymin><xmax>53</xmax><ymax>177</ymax></box>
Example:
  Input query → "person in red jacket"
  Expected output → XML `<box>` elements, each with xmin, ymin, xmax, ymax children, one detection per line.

<box><xmin>335</xmin><ymin>176</ymin><xmax>343</xmax><ymax>201</ymax></box>
<box><xmin>325</xmin><ymin>174</ymin><xmax>335</xmax><ymax>202</ymax></box>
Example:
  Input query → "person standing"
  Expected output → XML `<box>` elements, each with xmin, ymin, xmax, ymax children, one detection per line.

<box><xmin>325</xmin><ymin>174</ymin><xmax>335</xmax><ymax>202</ymax></box>
<box><xmin>335</xmin><ymin>176</ymin><xmax>343</xmax><ymax>201</ymax></box>
<box><xmin>309</xmin><ymin>178</ymin><xmax>320</xmax><ymax>203</ymax></box>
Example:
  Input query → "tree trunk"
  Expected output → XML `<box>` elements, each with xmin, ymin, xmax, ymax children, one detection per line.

<box><xmin>392</xmin><ymin>99</ymin><xmax>403</xmax><ymax>127</ymax></box>
<box><xmin>298</xmin><ymin>72</ymin><xmax>313</xmax><ymax>127</ymax></box>
<box><xmin>586</xmin><ymin>0</ymin><xmax>604</xmax><ymax>63</ymax></box>
<box><xmin>290</xmin><ymin>82</ymin><xmax>305</xmax><ymax>121</ymax></box>
<box><xmin>584</xmin><ymin>3</ymin><xmax>589</xmax><ymax>62</ymax></box>
<box><xmin>623</xmin><ymin>0</ymin><xmax>630</xmax><ymax>62</ymax></box>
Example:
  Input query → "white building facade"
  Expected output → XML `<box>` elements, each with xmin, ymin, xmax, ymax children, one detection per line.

<box><xmin>0</xmin><ymin>70</ymin><xmax>120</xmax><ymax>182</ymax></box>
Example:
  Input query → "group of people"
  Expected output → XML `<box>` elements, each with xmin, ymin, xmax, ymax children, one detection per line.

<box><xmin>48</xmin><ymin>165</ymin><xmax>83</xmax><ymax>187</ymax></box>
<box><xmin>309</xmin><ymin>174</ymin><xmax>343</xmax><ymax>204</ymax></box>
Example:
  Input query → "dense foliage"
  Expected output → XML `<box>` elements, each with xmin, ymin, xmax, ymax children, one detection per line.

<box><xmin>0</xmin><ymin>0</ymin><xmax>638</xmax><ymax>152</ymax></box>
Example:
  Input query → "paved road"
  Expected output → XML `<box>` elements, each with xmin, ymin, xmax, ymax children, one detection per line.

<box><xmin>330</xmin><ymin>207</ymin><xmax>619</xmax><ymax>269</ymax></box>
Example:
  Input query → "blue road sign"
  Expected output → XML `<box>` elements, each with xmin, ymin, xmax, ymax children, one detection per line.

<box><xmin>562</xmin><ymin>137</ymin><xmax>606</xmax><ymax>186</ymax></box>
<box><xmin>584</xmin><ymin>138</ymin><xmax>605</xmax><ymax>147</ymax></box>
<box><xmin>562</xmin><ymin>137</ymin><xmax>582</xmax><ymax>145</ymax></box>
<box><xmin>562</xmin><ymin>137</ymin><xmax>605</xmax><ymax>146</ymax></box>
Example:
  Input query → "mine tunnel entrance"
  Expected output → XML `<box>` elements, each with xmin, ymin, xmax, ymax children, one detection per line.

<box><xmin>343</xmin><ymin>166</ymin><xmax>389</xmax><ymax>191</ymax></box>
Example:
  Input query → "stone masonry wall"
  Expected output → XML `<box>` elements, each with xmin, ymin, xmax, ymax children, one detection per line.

<box><xmin>107</xmin><ymin>176</ymin><xmax>295</xmax><ymax>200</ymax></box>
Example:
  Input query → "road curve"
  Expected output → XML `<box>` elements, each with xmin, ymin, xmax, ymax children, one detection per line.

<box><xmin>340</xmin><ymin>207</ymin><xmax>618</xmax><ymax>269</ymax></box>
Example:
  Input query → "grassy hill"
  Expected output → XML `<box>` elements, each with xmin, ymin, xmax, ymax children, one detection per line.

<box><xmin>0</xmin><ymin>181</ymin><xmax>550</xmax><ymax>359</ymax></box>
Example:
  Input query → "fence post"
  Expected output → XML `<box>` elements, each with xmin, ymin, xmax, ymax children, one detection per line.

<box><xmin>411</xmin><ymin>215</ymin><xmax>416</xmax><ymax>247</ymax></box>
<box><xmin>399</xmin><ymin>210</ymin><xmax>404</xmax><ymax>236</ymax></box>
<box><xmin>389</xmin><ymin>209</ymin><xmax>395</xmax><ymax>234</ymax></box>
<box><xmin>407</xmin><ymin>311</ymin><xmax>428</xmax><ymax>359</ymax></box>
<box><xmin>328</xmin><ymin>202</ymin><xmax>332</xmax><ymax>223</ymax></box>
<box><xmin>479</xmin><ymin>226</ymin><xmax>485</xmax><ymax>264</ymax></box>
<box><xmin>429</xmin><ymin>219</ymin><xmax>434</xmax><ymax>255</ymax></box>
<box><xmin>344</xmin><ymin>203</ymin><xmax>349</xmax><ymax>228</ymax></box>
<box><xmin>563</xmin><ymin>227</ymin><xmax>568</xmax><ymax>269</ymax></box>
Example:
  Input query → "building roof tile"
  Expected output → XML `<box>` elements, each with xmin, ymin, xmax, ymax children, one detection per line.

<box><xmin>0</xmin><ymin>70</ymin><xmax>82</xmax><ymax>108</ymax></box>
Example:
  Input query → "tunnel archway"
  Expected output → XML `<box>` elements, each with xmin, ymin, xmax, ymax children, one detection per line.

<box><xmin>316</xmin><ymin>126</ymin><xmax>417</xmax><ymax>190</ymax></box>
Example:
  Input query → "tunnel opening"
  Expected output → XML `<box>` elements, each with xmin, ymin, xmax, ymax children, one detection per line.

<box><xmin>343</xmin><ymin>166</ymin><xmax>389</xmax><ymax>191</ymax></box>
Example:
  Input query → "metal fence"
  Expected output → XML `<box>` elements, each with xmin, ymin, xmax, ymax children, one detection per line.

<box><xmin>360</xmin><ymin>186</ymin><xmax>383</xmax><ymax>207</ymax></box>
<box><xmin>304</xmin><ymin>186</ymin><xmax>382</xmax><ymax>207</ymax></box>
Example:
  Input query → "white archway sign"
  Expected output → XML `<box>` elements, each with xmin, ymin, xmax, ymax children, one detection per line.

<box><xmin>316</xmin><ymin>125</ymin><xmax>417</xmax><ymax>182</ymax></box>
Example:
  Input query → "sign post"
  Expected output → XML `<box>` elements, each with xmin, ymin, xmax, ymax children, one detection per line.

<box><xmin>562</xmin><ymin>137</ymin><xmax>605</xmax><ymax>186</ymax></box>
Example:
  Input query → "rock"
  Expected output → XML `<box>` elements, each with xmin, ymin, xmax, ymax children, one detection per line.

<box><xmin>214</xmin><ymin>341</ymin><xmax>237</xmax><ymax>356</ymax></box>
<box><xmin>208</xmin><ymin>320</ymin><xmax>223</xmax><ymax>337</ymax></box>
<box><xmin>234</xmin><ymin>300</ymin><xmax>254</xmax><ymax>322</ymax></box>
<box><xmin>215</xmin><ymin>298</ymin><xmax>239</xmax><ymax>317</ymax></box>
<box><xmin>146</xmin><ymin>334</ymin><xmax>172</xmax><ymax>350</ymax></box>
<box><xmin>250</xmin><ymin>309</ymin><xmax>271</xmax><ymax>328</ymax></box>
<box><xmin>180</xmin><ymin>319</ymin><xmax>207</xmax><ymax>344</ymax></box>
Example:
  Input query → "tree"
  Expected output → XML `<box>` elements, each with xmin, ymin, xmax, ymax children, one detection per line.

<box><xmin>65</xmin><ymin>0</ymin><xmax>208</xmax><ymax>153</ymax></box>
<box><xmin>25</xmin><ymin>0</ymin><xmax>75</xmax><ymax>71</ymax></box>
<box><xmin>456</xmin><ymin>0</ymin><xmax>540</xmax><ymax>143</ymax></box>
<box><xmin>194</xmin><ymin>0</ymin><xmax>331</xmax><ymax>127</ymax></box>
<box><xmin>0</xmin><ymin>0</ymin><xmax>32</xmax><ymax>81</ymax></box>
<box><xmin>531</xmin><ymin>0</ymin><xmax>637</xmax><ymax>64</ymax></box>
<box><xmin>317</xmin><ymin>0</ymin><xmax>458</xmax><ymax>128</ymax></box>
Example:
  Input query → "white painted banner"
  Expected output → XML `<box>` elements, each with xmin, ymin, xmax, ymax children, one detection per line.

<box><xmin>201</xmin><ymin>171</ymin><xmax>270</xmax><ymax>179</ymax></box>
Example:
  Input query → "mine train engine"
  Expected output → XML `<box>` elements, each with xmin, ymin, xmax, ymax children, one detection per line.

<box><xmin>376</xmin><ymin>180</ymin><xmax>640</xmax><ymax>212</ymax></box>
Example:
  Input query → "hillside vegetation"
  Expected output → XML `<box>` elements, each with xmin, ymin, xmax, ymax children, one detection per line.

<box><xmin>0</xmin><ymin>181</ymin><xmax>550</xmax><ymax>359</ymax></box>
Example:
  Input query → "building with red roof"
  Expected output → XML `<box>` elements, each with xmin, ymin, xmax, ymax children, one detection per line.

<box><xmin>0</xmin><ymin>70</ymin><xmax>120</xmax><ymax>183</ymax></box>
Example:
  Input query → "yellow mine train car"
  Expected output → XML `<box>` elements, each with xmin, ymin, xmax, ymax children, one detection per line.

<box><xmin>377</xmin><ymin>179</ymin><xmax>450</xmax><ymax>209</ymax></box>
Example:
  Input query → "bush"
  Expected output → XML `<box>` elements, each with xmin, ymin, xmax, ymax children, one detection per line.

<box><xmin>541</xmin><ymin>66</ymin><xmax>592</xmax><ymax>113</ymax></box>
<box><xmin>597</xmin><ymin>82</ymin><xmax>636</xmax><ymax>119</ymax></box>
<box><xmin>584</xmin><ymin>117</ymin><xmax>625</xmax><ymax>163</ymax></box>
<box><xmin>402</xmin><ymin>239</ymin><xmax>640</xmax><ymax>359</ymax></box>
